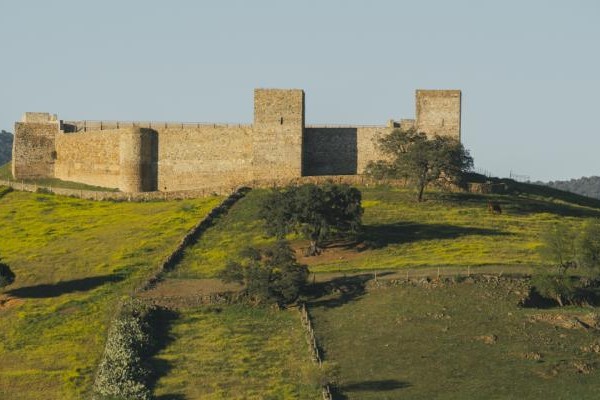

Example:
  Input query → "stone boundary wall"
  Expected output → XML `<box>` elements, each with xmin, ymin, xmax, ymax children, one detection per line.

<box><xmin>0</xmin><ymin>175</ymin><xmax>407</xmax><ymax>201</ymax></box>
<box><xmin>299</xmin><ymin>302</ymin><xmax>333</xmax><ymax>400</ymax></box>
<box><xmin>135</xmin><ymin>187</ymin><xmax>251</xmax><ymax>292</ymax></box>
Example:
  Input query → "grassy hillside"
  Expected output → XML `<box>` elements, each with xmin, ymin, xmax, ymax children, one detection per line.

<box><xmin>0</xmin><ymin>189</ymin><xmax>222</xmax><ymax>399</ymax></box>
<box><xmin>173</xmin><ymin>184</ymin><xmax>600</xmax><ymax>278</ymax></box>
<box><xmin>152</xmin><ymin>305</ymin><xmax>320</xmax><ymax>399</ymax></box>
<box><xmin>310</xmin><ymin>279</ymin><xmax>600</xmax><ymax>399</ymax></box>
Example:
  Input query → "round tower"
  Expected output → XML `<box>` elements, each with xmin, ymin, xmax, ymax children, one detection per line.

<box><xmin>119</xmin><ymin>128</ymin><xmax>153</xmax><ymax>192</ymax></box>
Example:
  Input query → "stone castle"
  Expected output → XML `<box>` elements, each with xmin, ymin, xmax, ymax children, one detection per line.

<box><xmin>12</xmin><ymin>89</ymin><xmax>461</xmax><ymax>192</ymax></box>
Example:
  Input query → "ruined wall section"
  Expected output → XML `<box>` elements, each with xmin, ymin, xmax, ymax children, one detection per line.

<box><xmin>416</xmin><ymin>90</ymin><xmax>461</xmax><ymax>140</ymax></box>
<box><xmin>55</xmin><ymin>129</ymin><xmax>121</xmax><ymax>189</ymax></box>
<box><xmin>12</xmin><ymin>117</ymin><xmax>59</xmax><ymax>179</ymax></box>
<box><xmin>252</xmin><ymin>89</ymin><xmax>304</xmax><ymax>181</ymax></box>
<box><xmin>157</xmin><ymin>125</ymin><xmax>253</xmax><ymax>191</ymax></box>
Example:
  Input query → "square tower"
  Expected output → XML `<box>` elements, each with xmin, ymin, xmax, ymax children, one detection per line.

<box><xmin>252</xmin><ymin>89</ymin><xmax>305</xmax><ymax>181</ymax></box>
<box><xmin>415</xmin><ymin>90</ymin><xmax>461</xmax><ymax>140</ymax></box>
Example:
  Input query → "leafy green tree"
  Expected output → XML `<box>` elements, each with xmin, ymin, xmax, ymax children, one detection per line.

<box><xmin>365</xmin><ymin>128</ymin><xmax>473</xmax><ymax>202</ymax></box>
<box><xmin>539</xmin><ymin>222</ymin><xmax>578</xmax><ymax>273</ymax></box>
<box><xmin>260</xmin><ymin>183</ymin><xmax>363</xmax><ymax>256</ymax></box>
<box><xmin>0</xmin><ymin>260</ymin><xmax>15</xmax><ymax>290</ymax></box>
<box><xmin>219</xmin><ymin>241</ymin><xmax>309</xmax><ymax>305</ymax></box>
<box><xmin>576</xmin><ymin>219</ymin><xmax>600</xmax><ymax>274</ymax></box>
<box><xmin>531</xmin><ymin>273</ymin><xmax>576</xmax><ymax>307</ymax></box>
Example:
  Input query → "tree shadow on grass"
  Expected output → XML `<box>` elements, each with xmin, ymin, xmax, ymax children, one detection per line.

<box><xmin>362</xmin><ymin>222</ymin><xmax>509</xmax><ymax>250</ymax></box>
<box><xmin>331</xmin><ymin>379</ymin><xmax>411</xmax><ymax>399</ymax></box>
<box><xmin>6</xmin><ymin>274</ymin><xmax>124</xmax><ymax>298</ymax></box>
<box><xmin>444</xmin><ymin>182</ymin><xmax>600</xmax><ymax>218</ymax></box>
<box><xmin>305</xmin><ymin>272</ymin><xmax>393</xmax><ymax>309</ymax></box>
<box><xmin>146</xmin><ymin>307</ymin><xmax>181</xmax><ymax>398</ymax></box>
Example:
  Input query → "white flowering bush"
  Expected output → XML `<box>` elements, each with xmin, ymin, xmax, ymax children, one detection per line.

<box><xmin>93</xmin><ymin>299</ymin><xmax>155</xmax><ymax>400</ymax></box>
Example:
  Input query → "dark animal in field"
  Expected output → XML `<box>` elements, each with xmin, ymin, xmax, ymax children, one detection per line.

<box><xmin>487</xmin><ymin>200</ymin><xmax>502</xmax><ymax>214</ymax></box>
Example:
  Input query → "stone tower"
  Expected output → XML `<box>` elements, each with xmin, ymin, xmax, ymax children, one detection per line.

<box><xmin>118</xmin><ymin>128</ymin><xmax>158</xmax><ymax>192</ymax></box>
<box><xmin>252</xmin><ymin>89</ymin><xmax>304</xmax><ymax>181</ymax></box>
<box><xmin>415</xmin><ymin>90</ymin><xmax>461</xmax><ymax>140</ymax></box>
<box><xmin>12</xmin><ymin>113</ymin><xmax>59</xmax><ymax>179</ymax></box>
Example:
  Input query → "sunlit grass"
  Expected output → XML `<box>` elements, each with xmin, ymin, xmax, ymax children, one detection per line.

<box><xmin>0</xmin><ymin>189</ymin><xmax>222</xmax><ymax>399</ymax></box>
<box><xmin>152</xmin><ymin>305</ymin><xmax>320</xmax><ymax>400</ymax></box>
<box><xmin>174</xmin><ymin>185</ymin><xmax>600</xmax><ymax>277</ymax></box>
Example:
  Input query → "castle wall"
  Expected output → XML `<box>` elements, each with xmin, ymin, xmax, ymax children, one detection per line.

<box><xmin>416</xmin><ymin>90</ymin><xmax>461</xmax><ymax>139</ymax></box>
<box><xmin>12</xmin><ymin>88</ymin><xmax>462</xmax><ymax>193</ymax></box>
<box><xmin>156</xmin><ymin>125</ymin><xmax>253</xmax><ymax>191</ymax></box>
<box><xmin>303</xmin><ymin>127</ymin><xmax>358</xmax><ymax>175</ymax></box>
<box><xmin>356</xmin><ymin>127</ymin><xmax>391</xmax><ymax>173</ymax></box>
<box><xmin>252</xmin><ymin>89</ymin><xmax>304</xmax><ymax>181</ymax></box>
<box><xmin>303</xmin><ymin>126</ymin><xmax>391</xmax><ymax>176</ymax></box>
<box><xmin>120</xmin><ymin>128</ymin><xmax>158</xmax><ymax>192</ymax></box>
<box><xmin>55</xmin><ymin>129</ymin><xmax>121</xmax><ymax>189</ymax></box>
<box><xmin>12</xmin><ymin>121</ymin><xmax>59</xmax><ymax>179</ymax></box>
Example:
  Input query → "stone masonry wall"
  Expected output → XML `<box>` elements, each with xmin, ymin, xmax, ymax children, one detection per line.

<box><xmin>304</xmin><ymin>127</ymin><xmax>359</xmax><ymax>175</ymax></box>
<box><xmin>55</xmin><ymin>129</ymin><xmax>121</xmax><ymax>189</ymax></box>
<box><xmin>12</xmin><ymin>121</ymin><xmax>59</xmax><ymax>179</ymax></box>
<box><xmin>356</xmin><ymin>126</ymin><xmax>391</xmax><ymax>173</ymax></box>
<box><xmin>12</xmin><ymin>89</ymin><xmax>461</xmax><ymax>193</ymax></box>
<box><xmin>416</xmin><ymin>90</ymin><xmax>461</xmax><ymax>139</ymax></box>
<box><xmin>156</xmin><ymin>125</ymin><xmax>253</xmax><ymax>191</ymax></box>
<box><xmin>303</xmin><ymin>126</ymin><xmax>392</xmax><ymax>176</ymax></box>
<box><xmin>252</xmin><ymin>89</ymin><xmax>304</xmax><ymax>181</ymax></box>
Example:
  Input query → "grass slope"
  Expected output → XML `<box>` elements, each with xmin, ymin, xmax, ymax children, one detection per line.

<box><xmin>173</xmin><ymin>185</ymin><xmax>600</xmax><ymax>278</ymax></box>
<box><xmin>0</xmin><ymin>189</ymin><xmax>222</xmax><ymax>399</ymax></box>
<box><xmin>310</xmin><ymin>280</ymin><xmax>600</xmax><ymax>399</ymax></box>
<box><xmin>152</xmin><ymin>305</ymin><xmax>320</xmax><ymax>400</ymax></box>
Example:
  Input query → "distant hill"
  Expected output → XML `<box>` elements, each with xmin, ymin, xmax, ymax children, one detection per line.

<box><xmin>0</xmin><ymin>130</ymin><xmax>13</xmax><ymax>166</ymax></box>
<box><xmin>536</xmin><ymin>176</ymin><xmax>600</xmax><ymax>200</ymax></box>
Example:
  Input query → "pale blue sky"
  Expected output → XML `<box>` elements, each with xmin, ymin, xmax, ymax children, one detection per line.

<box><xmin>1</xmin><ymin>0</ymin><xmax>598</xmax><ymax>181</ymax></box>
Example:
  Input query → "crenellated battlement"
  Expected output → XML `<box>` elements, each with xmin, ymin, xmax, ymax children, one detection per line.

<box><xmin>12</xmin><ymin>88</ymin><xmax>461</xmax><ymax>193</ymax></box>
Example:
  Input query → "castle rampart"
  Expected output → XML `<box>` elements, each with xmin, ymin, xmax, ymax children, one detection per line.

<box><xmin>12</xmin><ymin>89</ymin><xmax>461</xmax><ymax>193</ymax></box>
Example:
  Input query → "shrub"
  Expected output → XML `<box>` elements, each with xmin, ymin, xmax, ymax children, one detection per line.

<box><xmin>576</xmin><ymin>219</ymin><xmax>600</xmax><ymax>274</ymax></box>
<box><xmin>531</xmin><ymin>274</ymin><xmax>577</xmax><ymax>307</ymax></box>
<box><xmin>93</xmin><ymin>299</ymin><xmax>156</xmax><ymax>400</ymax></box>
<box><xmin>219</xmin><ymin>241</ymin><xmax>309</xmax><ymax>305</ymax></box>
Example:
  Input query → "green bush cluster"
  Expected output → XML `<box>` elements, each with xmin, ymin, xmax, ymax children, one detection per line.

<box><xmin>93</xmin><ymin>299</ymin><xmax>156</xmax><ymax>400</ymax></box>
<box><xmin>539</xmin><ymin>219</ymin><xmax>600</xmax><ymax>274</ymax></box>
<box><xmin>219</xmin><ymin>241</ymin><xmax>309</xmax><ymax>305</ymax></box>
<box><xmin>259</xmin><ymin>183</ymin><xmax>363</xmax><ymax>256</ymax></box>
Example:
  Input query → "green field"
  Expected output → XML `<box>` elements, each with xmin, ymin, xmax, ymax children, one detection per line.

<box><xmin>0</xmin><ymin>188</ymin><xmax>222</xmax><ymax>399</ymax></box>
<box><xmin>173</xmin><ymin>184</ymin><xmax>600</xmax><ymax>278</ymax></box>
<box><xmin>310</xmin><ymin>279</ymin><xmax>600</xmax><ymax>399</ymax></box>
<box><xmin>152</xmin><ymin>305</ymin><xmax>320</xmax><ymax>400</ymax></box>
<box><xmin>3</xmin><ymin>180</ymin><xmax>600</xmax><ymax>399</ymax></box>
